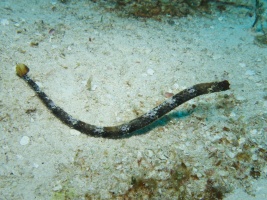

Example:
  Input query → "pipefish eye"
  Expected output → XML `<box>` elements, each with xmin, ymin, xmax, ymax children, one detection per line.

<box><xmin>16</xmin><ymin>63</ymin><xmax>29</xmax><ymax>77</ymax></box>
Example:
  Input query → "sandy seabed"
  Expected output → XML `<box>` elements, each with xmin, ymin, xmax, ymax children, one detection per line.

<box><xmin>0</xmin><ymin>0</ymin><xmax>266</xmax><ymax>199</ymax></box>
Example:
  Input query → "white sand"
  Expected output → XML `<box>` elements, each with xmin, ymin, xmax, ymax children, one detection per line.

<box><xmin>1</xmin><ymin>0</ymin><xmax>266</xmax><ymax>199</ymax></box>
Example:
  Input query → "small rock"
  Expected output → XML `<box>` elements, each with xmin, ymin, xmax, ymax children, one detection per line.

<box><xmin>33</xmin><ymin>163</ymin><xmax>39</xmax><ymax>168</ymax></box>
<box><xmin>218</xmin><ymin>170</ymin><xmax>229</xmax><ymax>176</ymax></box>
<box><xmin>238</xmin><ymin>137</ymin><xmax>246</xmax><ymax>145</ymax></box>
<box><xmin>239</xmin><ymin>63</ymin><xmax>246</xmax><ymax>68</ymax></box>
<box><xmin>212</xmin><ymin>54</ymin><xmax>222</xmax><ymax>60</ymax></box>
<box><xmin>158</xmin><ymin>171</ymin><xmax>169</xmax><ymax>180</ymax></box>
<box><xmin>20</xmin><ymin>136</ymin><xmax>30</xmax><ymax>145</ymax></box>
<box><xmin>144</xmin><ymin>48</ymin><xmax>152</xmax><ymax>54</ymax></box>
<box><xmin>230</xmin><ymin>112</ymin><xmax>236</xmax><ymax>118</ymax></box>
<box><xmin>250</xmin><ymin>129</ymin><xmax>257</xmax><ymax>135</ymax></box>
<box><xmin>196</xmin><ymin>172</ymin><xmax>202</xmax><ymax>178</ymax></box>
<box><xmin>125</xmin><ymin>24</ymin><xmax>135</xmax><ymax>30</ymax></box>
<box><xmin>50</xmin><ymin>0</ymin><xmax>57</xmax><ymax>5</ymax></box>
<box><xmin>164</xmin><ymin>92</ymin><xmax>174</xmax><ymax>98</ymax></box>
<box><xmin>226</xmin><ymin>150</ymin><xmax>236</xmax><ymax>159</ymax></box>
<box><xmin>35</xmin><ymin>81</ymin><xmax>43</xmax><ymax>88</ymax></box>
<box><xmin>157</xmin><ymin>152</ymin><xmax>167</xmax><ymax>160</ymax></box>
<box><xmin>245</xmin><ymin>70</ymin><xmax>255</xmax><ymax>76</ymax></box>
<box><xmin>172</xmin><ymin>83</ymin><xmax>179</xmax><ymax>89</ymax></box>
<box><xmin>218</xmin><ymin>17</ymin><xmax>224</xmax><ymax>21</ymax></box>
<box><xmin>91</xmin><ymin>84</ymin><xmax>97</xmax><ymax>91</ymax></box>
<box><xmin>252</xmin><ymin>154</ymin><xmax>258</xmax><ymax>161</ymax></box>
<box><xmin>53</xmin><ymin>184</ymin><xmax>62</xmax><ymax>191</ymax></box>
<box><xmin>70</xmin><ymin>129</ymin><xmax>81</xmax><ymax>136</ymax></box>
<box><xmin>0</xmin><ymin>19</ymin><xmax>9</xmax><ymax>26</ymax></box>
<box><xmin>137</xmin><ymin>151</ymin><xmax>143</xmax><ymax>160</ymax></box>
<box><xmin>147</xmin><ymin>68</ymin><xmax>154</xmax><ymax>76</ymax></box>
<box><xmin>236</xmin><ymin>96</ymin><xmax>246</xmax><ymax>101</ymax></box>
<box><xmin>147</xmin><ymin>150</ymin><xmax>154</xmax><ymax>158</ymax></box>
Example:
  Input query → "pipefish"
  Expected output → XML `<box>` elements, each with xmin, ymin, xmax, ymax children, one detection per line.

<box><xmin>16</xmin><ymin>63</ymin><xmax>230</xmax><ymax>139</ymax></box>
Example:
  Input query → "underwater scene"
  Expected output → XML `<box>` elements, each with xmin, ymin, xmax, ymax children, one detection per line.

<box><xmin>0</xmin><ymin>0</ymin><xmax>267</xmax><ymax>199</ymax></box>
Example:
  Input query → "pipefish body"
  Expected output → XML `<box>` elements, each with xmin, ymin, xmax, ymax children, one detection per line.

<box><xmin>16</xmin><ymin>63</ymin><xmax>230</xmax><ymax>139</ymax></box>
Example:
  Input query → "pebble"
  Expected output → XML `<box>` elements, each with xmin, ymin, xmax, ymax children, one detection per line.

<box><xmin>230</xmin><ymin>112</ymin><xmax>236</xmax><ymax>118</ymax></box>
<box><xmin>16</xmin><ymin>154</ymin><xmax>23</xmax><ymax>160</ymax></box>
<box><xmin>218</xmin><ymin>170</ymin><xmax>229</xmax><ymax>176</ymax></box>
<box><xmin>50</xmin><ymin>0</ymin><xmax>57</xmax><ymax>5</ymax></box>
<box><xmin>0</xmin><ymin>19</ymin><xmax>9</xmax><ymax>26</ymax></box>
<box><xmin>239</xmin><ymin>63</ymin><xmax>246</xmax><ymax>68</ymax></box>
<box><xmin>196</xmin><ymin>172</ymin><xmax>202</xmax><ymax>178</ymax></box>
<box><xmin>20</xmin><ymin>136</ymin><xmax>30</xmax><ymax>145</ymax></box>
<box><xmin>137</xmin><ymin>151</ymin><xmax>143</xmax><ymax>160</ymax></box>
<box><xmin>35</xmin><ymin>81</ymin><xmax>43</xmax><ymax>88</ymax></box>
<box><xmin>252</xmin><ymin>154</ymin><xmax>258</xmax><ymax>161</ymax></box>
<box><xmin>144</xmin><ymin>48</ymin><xmax>152</xmax><ymax>54</ymax></box>
<box><xmin>236</xmin><ymin>96</ymin><xmax>246</xmax><ymax>101</ymax></box>
<box><xmin>245</xmin><ymin>70</ymin><xmax>255</xmax><ymax>76</ymax></box>
<box><xmin>91</xmin><ymin>84</ymin><xmax>97</xmax><ymax>91</ymax></box>
<box><xmin>238</xmin><ymin>137</ymin><xmax>246</xmax><ymax>145</ymax></box>
<box><xmin>116</xmin><ymin>116</ymin><xmax>122</xmax><ymax>122</ymax></box>
<box><xmin>164</xmin><ymin>92</ymin><xmax>174</xmax><ymax>98</ymax></box>
<box><xmin>250</xmin><ymin>129</ymin><xmax>257</xmax><ymax>135</ymax></box>
<box><xmin>157</xmin><ymin>152</ymin><xmax>167</xmax><ymax>160</ymax></box>
<box><xmin>33</xmin><ymin>163</ymin><xmax>39</xmax><ymax>168</ymax></box>
<box><xmin>69</xmin><ymin>129</ymin><xmax>81</xmax><ymax>136</ymax></box>
<box><xmin>53</xmin><ymin>184</ymin><xmax>62</xmax><ymax>191</ymax></box>
<box><xmin>172</xmin><ymin>83</ymin><xmax>179</xmax><ymax>89</ymax></box>
<box><xmin>125</xmin><ymin>24</ymin><xmax>135</xmax><ymax>30</ymax></box>
<box><xmin>158</xmin><ymin>171</ymin><xmax>169</xmax><ymax>180</ymax></box>
<box><xmin>218</xmin><ymin>17</ymin><xmax>224</xmax><ymax>21</ymax></box>
<box><xmin>147</xmin><ymin>149</ymin><xmax>154</xmax><ymax>158</ymax></box>
<box><xmin>226</xmin><ymin>150</ymin><xmax>236</xmax><ymax>159</ymax></box>
<box><xmin>147</xmin><ymin>68</ymin><xmax>154</xmax><ymax>76</ymax></box>
<box><xmin>212</xmin><ymin>54</ymin><xmax>222</xmax><ymax>60</ymax></box>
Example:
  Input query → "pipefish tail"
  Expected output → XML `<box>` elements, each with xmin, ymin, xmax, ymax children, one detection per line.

<box><xmin>16</xmin><ymin>63</ymin><xmax>230</xmax><ymax>139</ymax></box>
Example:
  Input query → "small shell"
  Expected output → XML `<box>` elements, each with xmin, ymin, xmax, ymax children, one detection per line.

<box><xmin>164</xmin><ymin>92</ymin><xmax>174</xmax><ymax>98</ymax></box>
<box><xmin>16</xmin><ymin>63</ymin><xmax>29</xmax><ymax>77</ymax></box>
